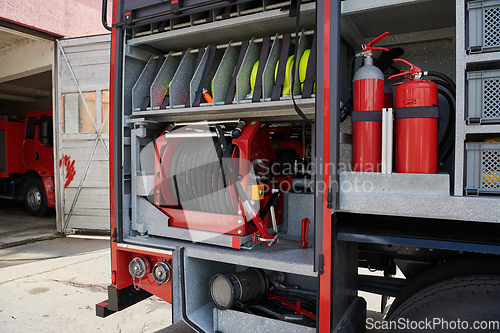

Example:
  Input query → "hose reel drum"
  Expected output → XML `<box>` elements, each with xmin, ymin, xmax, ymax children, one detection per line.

<box><xmin>153</xmin><ymin>120</ymin><xmax>280</xmax><ymax>237</ymax></box>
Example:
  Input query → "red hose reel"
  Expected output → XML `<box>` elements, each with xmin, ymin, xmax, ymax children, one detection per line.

<box><xmin>153</xmin><ymin>120</ymin><xmax>281</xmax><ymax>237</ymax></box>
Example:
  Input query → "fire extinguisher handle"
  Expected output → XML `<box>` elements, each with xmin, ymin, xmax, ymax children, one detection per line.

<box><xmin>388</xmin><ymin>71</ymin><xmax>410</xmax><ymax>80</ymax></box>
<box><xmin>363</xmin><ymin>32</ymin><xmax>390</xmax><ymax>52</ymax></box>
<box><xmin>388</xmin><ymin>58</ymin><xmax>422</xmax><ymax>80</ymax></box>
<box><xmin>392</xmin><ymin>58</ymin><xmax>421</xmax><ymax>71</ymax></box>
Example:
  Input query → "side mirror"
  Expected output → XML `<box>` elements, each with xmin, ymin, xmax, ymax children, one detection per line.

<box><xmin>39</xmin><ymin>118</ymin><xmax>53</xmax><ymax>147</ymax></box>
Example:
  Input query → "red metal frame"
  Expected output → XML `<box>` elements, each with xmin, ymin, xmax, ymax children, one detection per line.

<box><xmin>109</xmin><ymin>0</ymin><xmax>119</xmax><ymax>291</ymax></box>
<box><xmin>108</xmin><ymin>0</ymin><xmax>333</xmax><ymax>329</ymax></box>
<box><xmin>108</xmin><ymin>4</ymin><xmax>172</xmax><ymax>300</ymax></box>
<box><xmin>114</xmin><ymin>246</ymin><xmax>173</xmax><ymax>302</ymax></box>
<box><xmin>319</xmin><ymin>1</ymin><xmax>333</xmax><ymax>331</ymax></box>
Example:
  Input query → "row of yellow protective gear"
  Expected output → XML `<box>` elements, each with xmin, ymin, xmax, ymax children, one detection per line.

<box><xmin>249</xmin><ymin>49</ymin><xmax>315</xmax><ymax>96</ymax></box>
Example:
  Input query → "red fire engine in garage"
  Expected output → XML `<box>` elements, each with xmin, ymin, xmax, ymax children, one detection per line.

<box><xmin>97</xmin><ymin>0</ymin><xmax>500</xmax><ymax>332</ymax></box>
<box><xmin>0</xmin><ymin>110</ymin><xmax>55</xmax><ymax>216</ymax></box>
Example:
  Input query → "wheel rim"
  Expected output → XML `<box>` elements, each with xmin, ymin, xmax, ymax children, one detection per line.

<box><xmin>26</xmin><ymin>186</ymin><xmax>42</xmax><ymax>210</ymax></box>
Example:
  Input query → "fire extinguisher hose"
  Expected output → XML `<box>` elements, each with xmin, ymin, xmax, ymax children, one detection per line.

<box><xmin>426</xmin><ymin>73</ymin><xmax>456</xmax><ymax>168</ymax></box>
<box><xmin>426</xmin><ymin>71</ymin><xmax>456</xmax><ymax>96</ymax></box>
<box><xmin>436</xmin><ymin>88</ymin><xmax>456</xmax><ymax>167</ymax></box>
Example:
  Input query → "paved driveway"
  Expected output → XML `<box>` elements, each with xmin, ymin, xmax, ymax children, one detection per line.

<box><xmin>0</xmin><ymin>199</ymin><xmax>57</xmax><ymax>249</ymax></box>
<box><xmin>0</xmin><ymin>236</ymin><xmax>173</xmax><ymax>333</ymax></box>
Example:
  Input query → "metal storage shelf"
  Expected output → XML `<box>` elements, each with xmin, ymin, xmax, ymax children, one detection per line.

<box><xmin>339</xmin><ymin>171</ymin><xmax>500</xmax><ymax>223</ymax></box>
<box><xmin>131</xmin><ymin>97</ymin><xmax>316</xmax><ymax>121</ymax></box>
<box><xmin>124</xmin><ymin>235</ymin><xmax>317</xmax><ymax>277</ymax></box>
<box><xmin>127</xmin><ymin>0</ymin><xmax>456</xmax><ymax>53</ymax></box>
<box><xmin>464</xmin><ymin>124</ymin><xmax>500</xmax><ymax>134</ymax></box>
<box><xmin>127</xmin><ymin>2</ymin><xmax>316</xmax><ymax>53</ymax></box>
<box><xmin>341</xmin><ymin>0</ymin><xmax>456</xmax><ymax>49</ymax></box>
<box><xmin>466</xmin><ymin>52</ymin><xmax>500</xmax><ymax>64</ymax></box>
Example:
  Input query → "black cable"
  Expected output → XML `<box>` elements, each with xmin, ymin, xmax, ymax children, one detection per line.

<box><xmin>247</xmin><ymin>305</ymin><xmax>287</xmax><ymax>320</ymax></box>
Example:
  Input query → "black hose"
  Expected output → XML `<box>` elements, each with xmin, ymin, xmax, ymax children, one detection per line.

<box><xmin>211</xmin><ymin>143</ymin><xmax>224</xmax><ymax>214</ymax></box>
<box><xmin>206</xmin><ymin>146</ymin><xmax>221</xmax><ymax>213</ymax></box>
<box><xmin>166</xmin><ymin>137</ymin><xmax>239</xmax><ymax>214</ymax></box>
<box><xmin>172</xmin><ymin>140</ymin><xmax>189</xmax><ymax>208</ymax></box>
<box><xmin>431</xmin><ymin>80</ymin><xmax>455</xmax><ymax>98</ymax></box>
<box><xmin>426</xmin><ymin>71</ymin><xmax>456</xmax><ymax>96</ymax></box>
<box><xmin>436</xmin><ymin>89</ymin><xmax>455</xmax><ymax>160</ymax></box>
<box><xmin>191</xmin><ymin>141</ymin><xmax>206</xmax><ymax>212</ymax></box>
<box><xmin>215</xmin><ymin>143</ymin><xmax>231</xmax><ymax>214</ymax></box>
<box><xmin>218</xmin><ymin>141</ymin><xmax>235</xmax><ymax>214</ymax></box>
<box><xmin>439</xmin><ymin>138</ymin><xmax>455</xmax><ymax>168</ymax></box>
<box><xmin>247</xmin><ymin>305</ymin><xmax>288</xmax><ymax>320</ymax></box>
<box><xmin>215</xmin><ymin>125</ymin><xmax>250</xmax><ymax>203</ymax></box>
<box><xmin>199</xmin><ymin>140</ymin><xmax>213</xmax><ymax>212</ymax></box>
<box><xmin>179</xmin><ymin>140</ymin><xmax>195</xmax><ymax>211</ymax></box>
<box><xmin>186</xmin><ymin>139</ymin><xmax>200</xmax><ymax>211</ymax></box>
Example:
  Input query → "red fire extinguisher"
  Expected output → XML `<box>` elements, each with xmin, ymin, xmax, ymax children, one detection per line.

<box><xmin>352</xmin><ymin>32</ymin><xmax>390</xmax><ymax>172</ymax></box>
<box><xmin>389</xmin><ymin>59</ymin><xmax>439</xmax><ymax>174</ymax></box>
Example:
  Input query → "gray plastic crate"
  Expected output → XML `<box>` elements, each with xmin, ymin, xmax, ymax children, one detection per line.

<box><xmin>467</xmin><ymin>0</ymin><xmax>500</xmax><ymax>53</ymax></box>
<box><xmin>467</xmin><ymin>69</ymin><xmax>500</xmax><ymax>124</ymax></box>
<box><xmin>465</xmin><ymin>142</ymin><xmax>500</xmax><ymax>194</ymax></box>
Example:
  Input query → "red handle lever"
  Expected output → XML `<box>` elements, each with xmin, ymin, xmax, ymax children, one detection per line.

<box><xmin>363</xmin><ymin>32</ymin><xmax>390</xmax><ymax>52</ymax></box>
<box><xmin>388</xmin><ymin>58</ymin><xmax>422</xmax><ymax>80</ymax></box>
<box><xmin>300</xmin><ymin>218</ymin><xmax>310</xmax><ymax>248</ymax></box>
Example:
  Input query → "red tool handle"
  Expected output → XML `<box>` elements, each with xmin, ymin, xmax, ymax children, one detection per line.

<box><xmin>300</xmin><ymin>218</ymin><xmax>310</xmax><ymax>248</ymax></box>
<box><xmin>267</xmin><ymin>292</ymin><xmax>317</xmax><ymax>320</ymax></box>
<box><xmin>388</xmin><ymin>58</ymin><xmax>422</xmax><ymax>80</ymax></box>
<box><xmin>363</xmin><ymin>32</ymin><xmax>390</xmax><ymax>52</ymax></box>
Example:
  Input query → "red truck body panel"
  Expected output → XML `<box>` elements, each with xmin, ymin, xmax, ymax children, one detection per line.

<box><xmin>0</xmin><ymin>116</ymin><xmax>24</xmax><ymax>177</ymax></box>
<box><xmin>0</xmin><ymin>110</ymin><xmax>55</xmax><ymax>207</ymax></box>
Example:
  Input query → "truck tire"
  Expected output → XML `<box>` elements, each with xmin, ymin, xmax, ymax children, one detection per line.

<box><xmin>385</xmin><ymin>275</ymin><xmax>500</xmax><ymax>332</ymax></box>
<box><xmin>24</xmin><ymin>179</ymin><xmax>48</xmax><ymax>217</ymax></box>
<box><xmin>386</xmin><ymin>258</ymin><xmax>500</xmax><ymax>319</ymax></box>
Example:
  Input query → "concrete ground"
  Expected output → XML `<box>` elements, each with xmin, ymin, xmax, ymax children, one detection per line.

<box><xmin>0</xmin><ymin>236</ymin><xmax>385</xmax><ymax>333</ymax></box>
<box><xmin>0</xmin><ymin>199</ymin><xmax>58</xmax><ymax>249</ymax></box>
<box><xmin>0</xmin><ymin>199</ymin><xmax>385</xmax><ymax>332</ymax></box>
<box><xmin>0</xmin><ymin>236</ymin><xmax>174</xmax><ymax>333</ymax></box>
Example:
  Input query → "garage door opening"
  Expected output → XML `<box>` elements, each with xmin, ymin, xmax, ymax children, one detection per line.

<box><xmin>0</xmin><ymin>23</ymin><xmax>58</xmax><ymax>248</ymax></box>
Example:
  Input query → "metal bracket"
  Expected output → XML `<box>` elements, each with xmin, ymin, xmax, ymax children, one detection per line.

<box><xmin>326</xmin><ymin>189</ymin><xmax>333</xmax><ymax>209</ymax></box>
